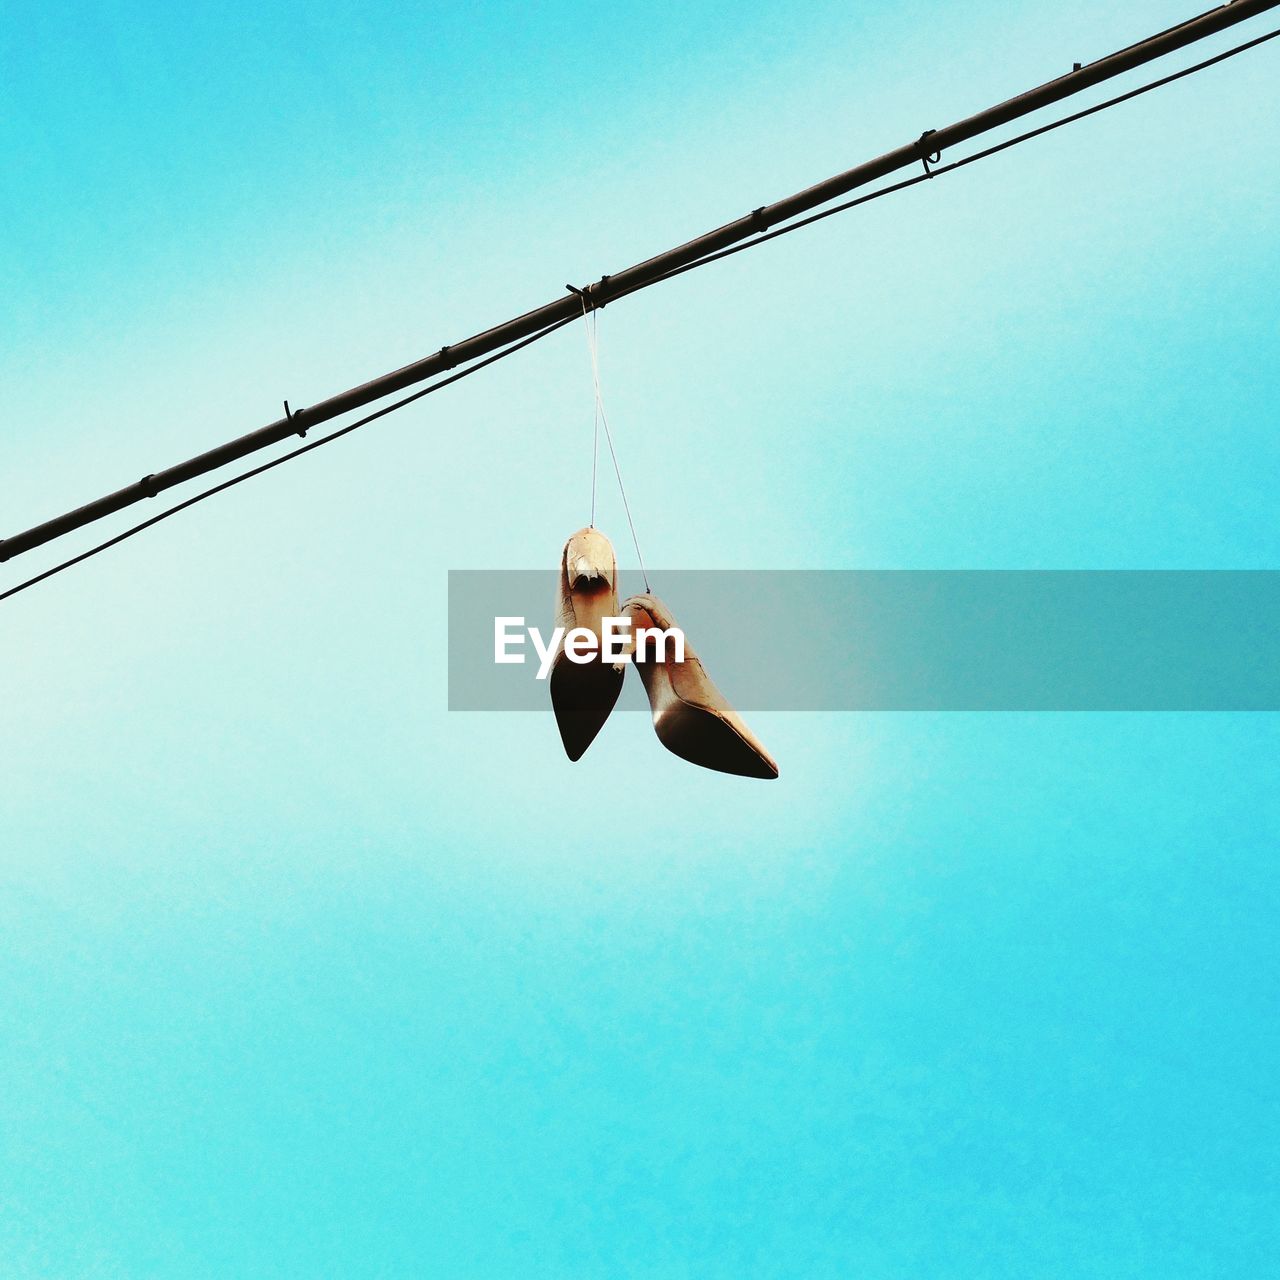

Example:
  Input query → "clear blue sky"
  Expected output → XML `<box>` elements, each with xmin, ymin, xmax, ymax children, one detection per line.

<box><xmin>2</xmin><ymin>2</ymin><xmax>1278</xmax><ymax>1275</ymax></box>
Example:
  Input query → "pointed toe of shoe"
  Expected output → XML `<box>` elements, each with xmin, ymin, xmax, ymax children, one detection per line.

<box><xmin>550</xmin><ymin>658</ymin><xmax>624</xmax><ymax>761</ymax></box>
<box><xmin>653</xmin><ymin>701</ymin><xmax>779</xmax><ymax>779</ymax></box>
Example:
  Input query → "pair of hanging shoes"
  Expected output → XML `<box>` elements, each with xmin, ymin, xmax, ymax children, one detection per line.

<box><xmin>549</xmin><ymin>528</ymin><xmax>778</xmax><ymax>778</ymax></box>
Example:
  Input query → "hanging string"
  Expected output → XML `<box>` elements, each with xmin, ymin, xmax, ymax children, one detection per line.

<box><xmin>576</xmin><ymin>300</ymin><xmax>651</xmax><ymax>593</ymax></box>
<box><xmin>590</xmin><ymin>309</ymin><xmax>600</xmax><ymax>528</ymax></box>
<box><xmin>576</xmin><ymin>295</ymin><xmax>601</xmax><ymax>528</ymax></box>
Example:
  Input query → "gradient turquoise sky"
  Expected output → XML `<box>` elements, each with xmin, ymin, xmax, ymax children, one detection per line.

<box><xmin>2</xmin><ymin>2</ymin><xmax>1278</xmax><ymax>1275</ymax></box>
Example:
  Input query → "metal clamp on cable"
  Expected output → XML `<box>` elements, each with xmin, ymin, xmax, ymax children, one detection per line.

<box><xmin>567</xmin><ymin>282</ymin><xmax>596</xmax><ymax>310</ymax></box>
<box><xmin>283</xmin><ymin>400</ymin><xmax>306</xmax><ymax>438</ymax></box>
<box><xmin>567</xmin><ymin>277</ymin><xmax>611</xmax><ymax>312</ymax></box>
<box><xmin>139</xmin><ymin>474</ymin><xmax>160</xmax><ymax>499</ymax></box>
<box><xmin>749</xmin><ymin>206</ymin><xmax>770</xmax><ymax>232</ymax></box>
<box><xmin>917</xmin><ymin>128</ymin><xmax>941</xmax><ymax>177</ymax></box>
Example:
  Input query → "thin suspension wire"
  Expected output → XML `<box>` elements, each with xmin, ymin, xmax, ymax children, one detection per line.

<box><xmin>622</xmin><ymin>24</ymin><xmax>1280</xmax><ymax>293</ymax></box>
<box><xmin>591</xmin><ymin>311</ymin><xmax>600</xmax><ymax>528</ymax></box>
<box><xmin>3</xmin><ymin>23</ymin><xmax>1276</xmax><ymax>606</ymax></box>
<box><xmin>583</xmin><ymin>307</ymin><xmax>651</xmax><ymax>592</ymax></box>
<box><xmin>576</xmin><ymin>294</ymin><xmax>602</xmax><ymax>527</ymax></box>
<box><xmin>0</xmin><ymin>317</ymin><xmax>578</xmax><ymax>604</ymax></box>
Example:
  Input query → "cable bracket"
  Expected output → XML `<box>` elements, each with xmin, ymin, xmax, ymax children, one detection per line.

<box><xmin>566</xmin><ymin>276</ymin><xmax>611</xmax><ymax>312</ymax></box>
<box><xmin>283</xmin><ymin>400</ymin><xmax>306</xmax><ymax>438</ymax></box>
<box><xmin>917</xmin><ymin>129</ymin><xmax>941</xmax><ymax>177</ymax></box>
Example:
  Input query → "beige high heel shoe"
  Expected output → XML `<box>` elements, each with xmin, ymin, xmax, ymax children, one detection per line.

<box><xmin>549</xmin><ymin>528</ymin><xmax>626</xmax><ymax>760</ymax></box>
<box><xmin>623</xmin><ymin>593</ymin><xmax>778</xmax><ymax>779</ymax></box>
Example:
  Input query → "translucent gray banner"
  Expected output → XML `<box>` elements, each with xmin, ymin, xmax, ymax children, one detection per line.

<box><xmin>448</xmin><ymin>571</ymin><xmax>1280</xmax><ymax>711</ymax></box>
